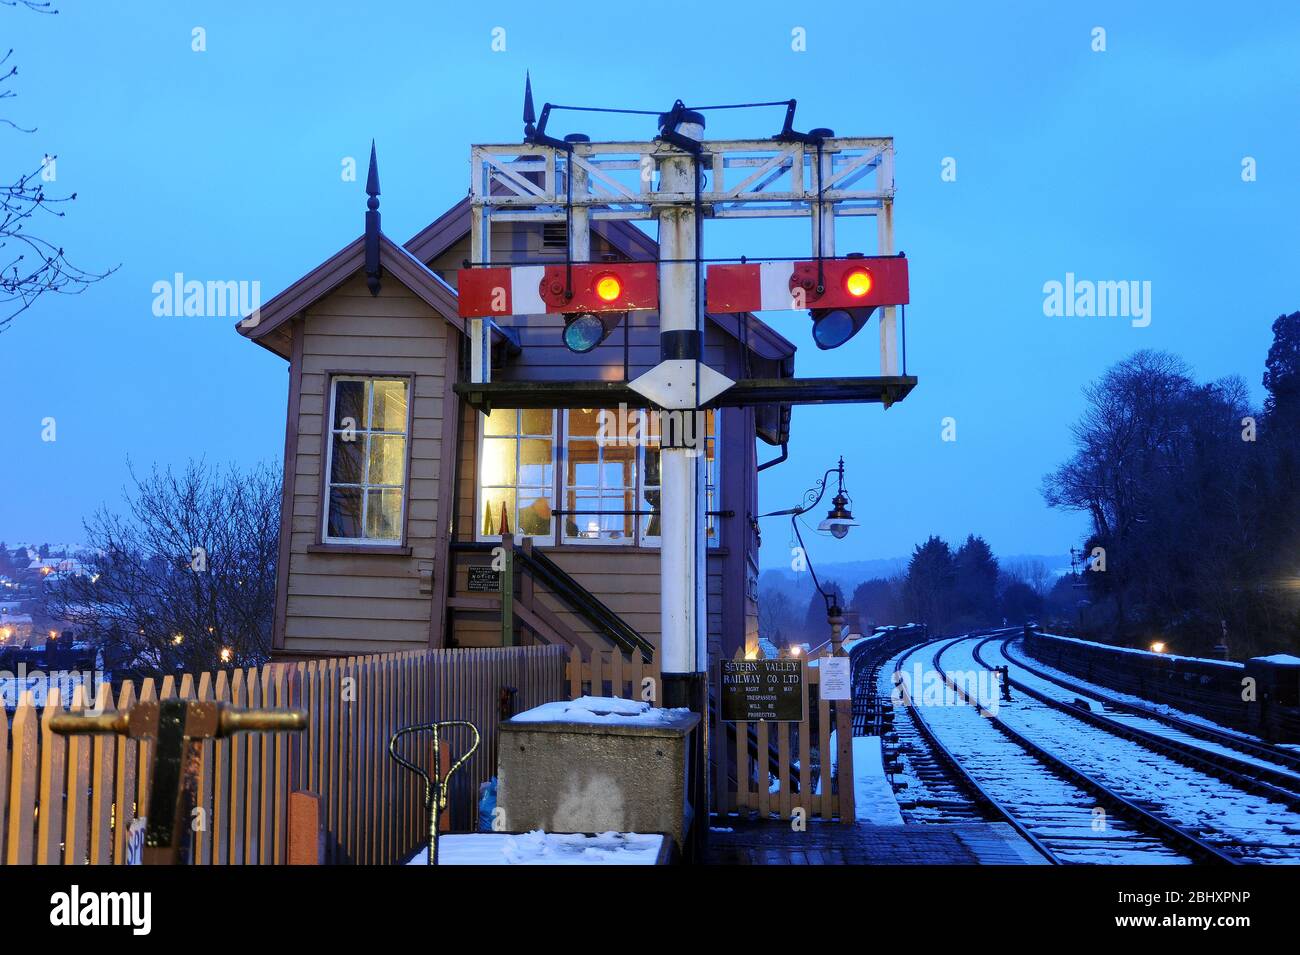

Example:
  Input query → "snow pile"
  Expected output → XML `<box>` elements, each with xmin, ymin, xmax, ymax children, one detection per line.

<box><xmin>852</xmin><ymin>736</ymin><xmax>905</xmax><ymax>826</ymax></box>
<box><xmin>510</xmin><ymin>695</ymin><xmax>691</xmax><ymax>726</ymax></box>
<box><xmin>1254</xmin><ymin>654</ymin><xmax>1300</xmax><ymax>666</ymax></box>
<box><xmin>405</xmin><ymin>831</ymin><xmax>664</xmax><ymax>865</ymax></box>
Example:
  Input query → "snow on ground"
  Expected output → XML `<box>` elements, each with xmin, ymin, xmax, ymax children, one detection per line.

<box><xmin>1000</xmin><ymin>641</ymin><xmax>1300</xmax><ymax>785</ymax></box>
<box><xmin>945</xmin><ymin>638</ymin><xmax>1300</xmax><ymax>863</ymax></box>
<box><xmin>405</xmin><ymin>830</ymin><xmax>665</xmax><ymax>865</ymax></box>
<box><xmin>909</xmin><ymin>643</ymin><xmax>1188</xmax><ymax>863</ymax></box>
<box><xmin>1014</xmin><ymin>641</ymin><xmax>1289</xmax><ymax>750</ymax></box>
<box><xmin>510</xmin><ymin>695</ymin><xmax>691</xmax><ymax>726</ymax></box>
<box><xmin>852</xmin><ymin>736</ymin><xmax>904</xmax><ymax>825</ymax></box>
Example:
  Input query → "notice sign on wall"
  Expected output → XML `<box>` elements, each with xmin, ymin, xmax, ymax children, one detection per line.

<box><xmin>467</xmin><ymin>566</ymin><xmax>502</xmax><ymax>592</ymax></box>
<box><xmin>720</xmin><ymin>659</ymin><xmax>806</xmax><ymax>722</ymax></box>
<box><xmin>819</xmin><ymin>656</ymin><xmax>852</xmax><ymax>701</ymax></box>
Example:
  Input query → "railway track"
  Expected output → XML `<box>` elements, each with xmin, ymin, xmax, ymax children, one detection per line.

<box><xmin>870</xmin><ymin>640</ymin><xmax>995</xmax><ymax>825</ymax></box>
<box><xmin>998</xmin><ymin>636</ymin><xmax>1300</xmax><ymax>786</ymax></box>
<box><xmin>946</xmin><ymin>636</ymin><xmax>1300</xmax><ymax>864</ymax></box>
<box><xmin>913</xmin><ymin>636</ymin><xmax>1235</xmax><ymax>864</ymax></box>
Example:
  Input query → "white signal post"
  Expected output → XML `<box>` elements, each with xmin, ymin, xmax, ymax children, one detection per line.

<box><xmin>638</xmin><ymin>112</ymin><xmax>712</xmax><ymax>699</ymax></box>
<box><xmin>464</xmin><ymin>106</ymin><xmax>899</xmax><ymax>711</ymax></box>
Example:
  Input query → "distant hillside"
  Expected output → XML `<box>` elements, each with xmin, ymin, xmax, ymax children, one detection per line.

<box><xmin>760</xmin><ymin>553</ymin><xmax>1073</xmax><ymax>609</ymax></box>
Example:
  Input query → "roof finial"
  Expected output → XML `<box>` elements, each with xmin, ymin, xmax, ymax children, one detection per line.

<box><xmin>523</xmin><ymin>72</ymin><xmax>536</xmax><ymax>140</ymax></box>
<box><xmin>364</xmin><ymin>140</ymin><xmax>382</xmax><ymax>297</ymax></box>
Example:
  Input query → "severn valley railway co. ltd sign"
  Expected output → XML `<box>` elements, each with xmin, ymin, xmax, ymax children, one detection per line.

<box><xmin>719</xmin><ymin>659</ymin><xmax>807</xmax><ymax>722</ymax></box>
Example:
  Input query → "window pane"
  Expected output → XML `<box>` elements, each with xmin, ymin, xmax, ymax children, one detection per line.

<box><xmin>368</xmin><ymin>434</ymin><xmax>406</xmax><ymax>486</ymax></box>
<box><xmin>482</xmin><ymin>488</ymin><xmax>517</xmax><ymax>536</ymax></box>
<box><xmin>641</xmin><ymin>488</ymin><xmax>661</xmax><ymax>540</ymax></box>
<box><xmin>521</xmin><ymin>409</ymin><xmax>552</xmax><ymax>436</ymax></box>
<box><xmin>517</xmin><ymin>491</ymin><xmax>553</xmax><ymax>537</ymax></box>
<box><xmin>327</xmin><ymin>487</ymin><xmax>364</xmax><ymax>539</ymax></box>
<box><xmin>364</xmin><ymin>488</ymin><xmax>403</xmax><ymax>540</ymax></box>
<box><xmin>484</xmin><ymin>408</ymin><xmax>516</xmax><ymax>437</ymax></box>
<box><xmin>481</xmin><ymin>437</ymin><xmax>518</xmax><ymax>487</ymax></box>
<box><xmin>569</xmin><ymin>408</ymin><xmax>601</xmax><ymax>438</ymax></box>
<box><xmin>333</xmin><ymin>380</ymin><xmax>368</xmax><ymax>430</ymax></box>
<box><xmin>518</xmin><ymin>439</ymin><xmax>553</xmax><ymax>486</ymax></box>
<box><xmin>644</xmin><ymin>447</ymin><xmax>661</xmax><ymax>487</ymax></box>
<box><xmin>371</xmin><ymin>380</ymin><xmax>408</xmax><ymax>432</ymax></box>
<box><xmin>330</xmin><ymin>433</ymin><xmax>365</xmax><ymax>485</ymax></box>
<box><xmin>567</xmin><ymin>439</ymin><xmax>600</xmax><ymax>487</ymax></box>
<box><xmin>603</xmin><ymin>443</ymin><xmax>636</xmax><ymax>488</ymax></box>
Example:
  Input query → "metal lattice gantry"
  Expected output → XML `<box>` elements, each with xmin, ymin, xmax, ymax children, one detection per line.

<box><xmin>465</xmin><ymin>132</ymin><xmax>904</xmax><ymax>387</ymax></box>
<box><xmin>468</xmin><ymin>135</ymin><xmax>894</xmax><ymax>223</ymax></box>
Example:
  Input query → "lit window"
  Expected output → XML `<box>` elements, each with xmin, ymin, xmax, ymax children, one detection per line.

<box><xmin>640</xmin><ymin>409</ymin><xmax>718</xmax><ymax>547</ymax></box>
<box><xmin>563</xmin><ymin>409</ymin><xmax>637</xmax><ymax>543</ymax></box>
<box><xmin>322</xmin><ymin>376</ymin><xmax>409</xmax><ymax>543</ymax></box>
<box><xmin>479</xmin><ymin>409</ymin><xmax>556</xmax><ymax>538</ymax></box>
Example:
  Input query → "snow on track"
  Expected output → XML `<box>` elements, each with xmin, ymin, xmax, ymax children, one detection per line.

<box><xmin>948</xmin><ymin>637</ymin><xmax>1300</xmax><ymax>864</ymax></box>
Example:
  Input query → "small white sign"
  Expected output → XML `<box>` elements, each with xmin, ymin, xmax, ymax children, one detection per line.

<box><xmin>820</xmin><ymin>656</ymin><xmax>852</xmax><ymax>701</ymax></box>
<box><xmin>126</xmin><ymin>818</ymin><xmax>147</xmax><ymax>865</ymax></box>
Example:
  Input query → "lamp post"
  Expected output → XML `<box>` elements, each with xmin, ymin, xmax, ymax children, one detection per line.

<box><xmin>760</xmin><ymin>457</ymin><xmax>857</xmax><ymax>652</ymax></box>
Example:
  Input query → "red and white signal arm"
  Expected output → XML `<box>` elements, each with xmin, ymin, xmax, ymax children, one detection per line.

<box><xmin>458</xmin><ymin>263</ymin><xmax>658</xmax><ymax>318</ymax></box>
<box><xmin>705</xmin><ymin>256</ymin><xmax>909</xmax><ymax>313</ymax></box>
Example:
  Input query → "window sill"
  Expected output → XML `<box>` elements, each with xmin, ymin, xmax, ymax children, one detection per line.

<box><xmin>307</xmin><ymin>543</ymin><xmax>412</xmax><ymax>557</ymax></box>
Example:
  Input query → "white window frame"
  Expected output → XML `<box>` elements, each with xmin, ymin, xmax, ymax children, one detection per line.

<box><xmin>475</xmin><ymin>408</ymin><xmax>558</xmax><ymax>542</ymax></box>
<box><xmin>637</xmin><ymin>409</ymin><xmax>721</xmax><ymax>549</ymax></box>
<box><xmin>561</xmin><ymin>409</ymin><xmax>640</xmax><ymax>546</ymax></box>
<box><xmin>560</xmin><ymin>408</ymin><xmax>720</xmax><ymax>549</ymax></box>
<box><xmin>321</xmin><ymin>374</ymin><xmax>410</xmax><ymax>545</ymax></box>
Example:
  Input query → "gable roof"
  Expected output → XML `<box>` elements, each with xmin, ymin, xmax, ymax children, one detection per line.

<box><xmin>235</xmin><ymin>232</ymin><xmax>465</xmax><ymax>359</ymax></box>
<box><xmin>404</xmin><ymin>197</ymin><xmax>797</xmax><ymax>367</ymax></box>
<box><xmin>238</xmin><ymin>197</ymin><xmax>797</xmax><ymax>376</ymax></box>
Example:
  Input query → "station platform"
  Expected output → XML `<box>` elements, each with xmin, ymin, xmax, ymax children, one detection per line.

<box><xmin>702</xmin><ymin>817</ymin><xmax>1049</xmax><ymax>865</ymax></box>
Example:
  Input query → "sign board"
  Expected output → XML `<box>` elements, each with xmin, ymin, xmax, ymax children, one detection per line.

<box><xmin>126</xmin><ymin>819</ymin><xmax>146</xmax><ymax>865</ymax></box>
<box><xmin>467</xmin><ymin>566</ymin><xmax>502</xmax><ymax>593</ymax></box>
<box><xmin>719</xmin><ymin>659</ymin><xmax>806</xmax><ymax>722</ymax></box>
<box><xmin>819</xmin><ymin>656</ymin><xmax>852</xmax><ymax>701</ymax></box>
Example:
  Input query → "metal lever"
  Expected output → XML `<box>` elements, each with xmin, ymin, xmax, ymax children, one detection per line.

<box><xmin>388</xmin><ymin>721</ymin><xmax>481</xmax><ymax>866</ymax></box>
<box><xmin>50</xmin><ymin>700</ymin><xmax>308</xmax><ymax>865</ymax></box>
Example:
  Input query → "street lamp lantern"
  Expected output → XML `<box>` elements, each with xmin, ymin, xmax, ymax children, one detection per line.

<box><xmin>817</xmin><ymin>484</ymin><xmax>857</xmax><ymax>539</ymax></box>
<box><xmin>760</xmin><ymin>456</ymin><xmax>856</xmax><ymax>618</ymax></box>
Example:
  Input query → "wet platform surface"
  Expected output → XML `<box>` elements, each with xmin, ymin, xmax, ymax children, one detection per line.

<box><xmin>702</xmin><ymin>817</ymin><xmax>1048</xmax><ymax>865</ymax></box>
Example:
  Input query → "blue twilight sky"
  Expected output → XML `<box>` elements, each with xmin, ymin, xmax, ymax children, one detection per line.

<box><xmin>3</xmin><ymin>1</ymin><xmax>1298</xmax><ymax>572</ymax></box>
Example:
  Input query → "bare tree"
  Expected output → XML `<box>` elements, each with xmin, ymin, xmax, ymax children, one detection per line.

<box><xmin>1003</xmin><ymin>558</ymin><xmax>1052</xmax><ymax>596</ymax></box>
<box><xmin>45</xmin><ymin>461</ymin><xmax>281</xmax><ymax>672</ymax></box>
<box><xmin>1</xmin><ymin>2</ymin><xmax>117</xmax><ymax>331</ymax></box>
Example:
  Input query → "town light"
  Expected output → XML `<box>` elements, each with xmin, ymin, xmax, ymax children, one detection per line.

<box><xmin>172</xmin><ymin>633</ymin><xmax>184</xmax><ymax>645</ymax></box>
<box><xmin>220</xmin><ymin>647</ymin><xmax>233</xmax><ymax>663</ymax></box>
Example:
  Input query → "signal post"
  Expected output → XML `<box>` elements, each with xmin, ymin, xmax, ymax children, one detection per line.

<box><xmin>454</xmin><ymin>82</ymin><xmax>914</xmax><ymax>841</ymax></box>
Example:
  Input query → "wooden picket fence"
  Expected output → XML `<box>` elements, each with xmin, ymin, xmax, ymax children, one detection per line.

<box><xmin>568</xmin><ymin>646</ymin><xmax>661</xmax><ymax>703</ymax></box>
<box><xmin>1</xmin><ymin>645</ymin><xmax>572</xmax><ymax>865</ymax></box>
<box><xmin>711</xmin><ymin>646</ymin><xmax>856</xmax><ymax>823</ymax></box>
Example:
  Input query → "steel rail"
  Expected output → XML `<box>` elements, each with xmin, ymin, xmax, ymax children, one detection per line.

<box><xmin>894</xmin><ymin>637</ymin><xmax>1062</xmax><ymax>864</ymax></box>
<box><xmin>1002</xmin><ymin>637</ymin><xmax>1300</xmax><ymax>776</ymax></box>
<box><xmin>980</xmin><ymin>638</ymin><xmax>1300</xmax><ymax>812</ymax></box>
<box><xmin>932</xmin><ymin>639</ymin><xmax>1238</xmax><ymax>865</ymax></box>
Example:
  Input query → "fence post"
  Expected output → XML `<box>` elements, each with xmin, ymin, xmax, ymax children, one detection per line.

<box><xmin>500</xmin><ymin>531</ymin><xmax>516</xmax><ymax>647</ymax></box>
<box><xmin>828</xmin><ymin>605</ymin><xmax>855</xmax><ymax>824</ymax></box>
<box><xmin>286</xmin><ymin>791</ymin><xmax>324</xmax><ymax>865</ymax></box>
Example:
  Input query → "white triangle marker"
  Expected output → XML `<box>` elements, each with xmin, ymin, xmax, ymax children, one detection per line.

<box><xmin>628</xmin><ymin>359</ymin><xmax>735</xmax><ymax>410</ymax></box>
